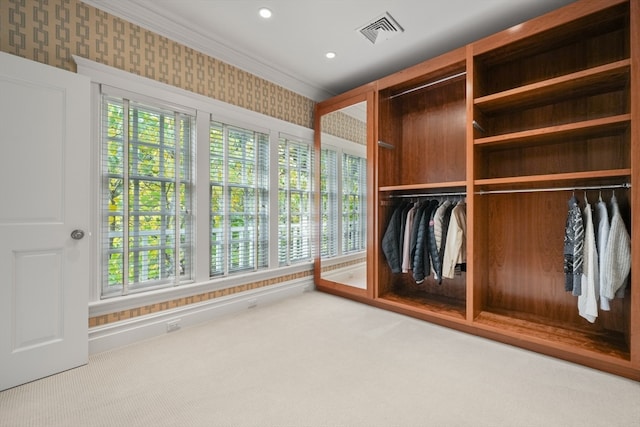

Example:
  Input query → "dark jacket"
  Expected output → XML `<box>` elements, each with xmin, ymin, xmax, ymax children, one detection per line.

<box><xmin>413</xmin><ymin>200</ymin><xmax>438</xmax><ymax>283</ymax></box>
<box><xmin>428</xmin><ymin>204</ymin><xmax>443</xmax><ymax>283</ymax></box>
<box><xmin>382</xmin><ymin>202</ymin><xmax>407</xmax><ymax>273</ymax></box>
<box><xmin>564</xmin><ymin>195</ymin><xmax>584</xmax><ymax>295</ymax></box>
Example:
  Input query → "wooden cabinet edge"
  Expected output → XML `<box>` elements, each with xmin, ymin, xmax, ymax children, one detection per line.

<box><xmin>471</xmin><ymin>0</ymin><xmax>629</xmax><ymax>56</ymax></box>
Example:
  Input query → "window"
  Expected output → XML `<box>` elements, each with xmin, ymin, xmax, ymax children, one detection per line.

<box><xmin>84</xmin><ymin>58</ymin><xmax>315</xmax><ymax>302</ymax></box>
<box><xmin>320</xmin><ymin>143</ymin><xmax>366</xmax><ymax>258</ymax></box>
<box><xmin>101</xmin><ymin>95</ymin><xmax>194</xmax><ymax>297</ymax></box>
<box><xmin>210</xmin><ymin>121</ymin><xmax>269</xmax><ymax>276</ymax></box>
<box><xmin>342</xmin><ymin>153</ymin><xmax>367</xmax><ymax>253</ymax></box>
<box><xmin>320</xmin><ymin>147</ymin><xmax>338</xmax><ymax>258</ymax></box>
<box><xmin>278</xmin><ymin>137</ymin><xmax>313</xmax><ymax>265</ymax></box>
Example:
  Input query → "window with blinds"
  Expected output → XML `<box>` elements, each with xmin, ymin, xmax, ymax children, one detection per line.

<box><xmin>101</xmin><ymin>95</ymin><xmax>194</xmax><ymax>296</ymax></box>
<box><xmin>278</xmin><ymin>137</ymin><xmax>313</xmax><ymax>265</ymax></box>
<box><xmin>342</xmin><ymin>153</ymin><xmax>367</xmax><ymax>253</ymax></box>
<box><xmin>210</xmin><ymin>121</ymin><xmax>269</xmax><ymax>276</ymax></box>
<box><xmin>320</xmin><ymin>148</ymin><xmax>338</xmax><ymax>258</ymax></box>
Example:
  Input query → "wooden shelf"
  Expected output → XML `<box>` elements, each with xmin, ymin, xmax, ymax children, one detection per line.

<box><xmin>474</xmin><ymin>60</ymin><xmax>630</xmax><ymax>113</ymax></box>
<box><xmin>474</xmin><ymin>310</ymin><xmax>630</xmax><ymax>361</ymax></box>
<box><xmin>379</xmin><ymin>181</ymin><xmax>467</xmax><ymax>193</ymax></box>
<box><xmin>474</xmin><ymin>114</ymin><xmax>630</xmax><ymax>147</ymax></box>
<box><xmin>379</xmin><ymin>290</ymin><xmax>466</xmax><ymax>321</ymax></box>
<box><xmin>474</xmin><ymin>169</ymin><xmax>631</xmax><ymax>190</ymax></box>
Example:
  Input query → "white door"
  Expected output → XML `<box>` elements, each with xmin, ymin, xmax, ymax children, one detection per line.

<box><xmin>0</xmin><ymin>52</ymin><xmax>90</xmax><ymax>391</ymax></box>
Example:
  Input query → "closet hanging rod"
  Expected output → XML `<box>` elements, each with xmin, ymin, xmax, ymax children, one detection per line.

<box><xmin>389</xmin><ymin>71</ymin><xmax>467</xmax><ymax>99</ymax></box>
<box><xmin>378</xmin><ymin>140</ymin><xmax>395</xmax><ymax>150</ymax></box>
<box><xmin>386</xmin><ymin>183</ymin><xmax>630</xmax><ymax>199</ymax></box>
<box><xmin>476</xmin><ymin>182</ymin><xmax>631</xmax><ymax>195</ymax></box>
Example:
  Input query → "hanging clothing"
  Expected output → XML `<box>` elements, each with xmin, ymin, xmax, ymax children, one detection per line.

<box><xmin>401</xmin><ymin>204</ymin><xmax>417</xmax><ymax>273</ymax></box>
<box><xmin>595</xmin><ymin>195</ymin><xmax>611</xmax><ymax>311</ymax></box>
<box><xmin>433</xmin><ymin>200</ymin><xmax>452</xmax><ymax>252</ymax></box>
<box><xmin>397</xmin><ymin>203</ymin><xmax>413</xmax><ymax>268</ymax></box>
<box><xmin>438</xmin><ymin>202</ymin><xmax>456</xmax><ymax>279</ymax></box>
<box><xmin>427</xmin><ymin>205</ymin><xmax>443</xmax><ymax>283</ymax></box>
<box><xmin>381</xmin><ymin>202</ymin><xmax>407</xmax><ymax>273</ymax></box>
<box><xmin>578</xmin><ymin>200</ymin><xmax>599</xmax><ymax>323</ymax></box>
<box><xmin>563</xmin><ymin>195</ymin><xmax>584</xmax><ymax>296</ymax></box>
<box><xmin>382</xmin><ymin>196</ymin><xmax>467</xmax><ymax>284</ymax></box>
<box><xmin>409</xmin><ymin>202</ymin><xmax>429</xmax><ymax>275</ymax></box>
<box><xmin>442</xmin><ymin>201</ymin><xmax>466</xmax><ymax>279</ymax></box>
<box><xmin>413</xmin><ymin>200</ymin><xmax>439</xmax><ymax>283</ymax></box>
<box><xmin>600</xmin><ymin>194</ymin><xmax>631</xmax><ymax>302</ymax></box>
<box><xmin>431</xmin><ymin>200</ymin><xmax>455</xmax><ymax>283</ymax></box>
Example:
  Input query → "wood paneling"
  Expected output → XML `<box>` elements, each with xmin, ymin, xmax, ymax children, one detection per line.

<box><xmin>376</xmin><ymin>50</ymin><xmax>468</xmax><ymax>316</ymax></box>
<box><xmin>397</xmin><ymin>80</ymin><xmax>466</xmax><ymax>184</ymax></box>
<box><xmin>480</xmin><ymin>191</ymin><xmax>629</xmax><ymax>331</ymax></box>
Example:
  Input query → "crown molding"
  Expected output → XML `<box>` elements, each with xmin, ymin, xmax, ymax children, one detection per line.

<box><xmin>81</xmin><ymin>0</ymin><xmax>333</xmax><ymax>101</ymax></box>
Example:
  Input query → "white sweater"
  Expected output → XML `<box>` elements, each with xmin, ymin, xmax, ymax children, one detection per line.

<box><xmin>595</xmin><ymin>197</ymin><xmax>611</xmax><ymax>310</ymax></box>
<box><xmin>600</xmin><ymin>195</ymin><xmax>631</xmax><ymax>302</ymax></box>
<box><xmin>578</xmin><ymin>202</ymin><xmax>598</xmax><ymax>323</ymax></box>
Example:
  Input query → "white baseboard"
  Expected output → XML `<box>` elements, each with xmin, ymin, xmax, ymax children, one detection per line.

<box><xmin>88</xmin><ymin>278</ymin><xmax>314</xmax><ymax>354</ymax></box>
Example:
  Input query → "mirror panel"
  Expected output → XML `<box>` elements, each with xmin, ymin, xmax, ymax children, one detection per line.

<box><xmin>315</xmin><ymin>90</ymin><xmax>372</xmax><ymax>295</ymax></box>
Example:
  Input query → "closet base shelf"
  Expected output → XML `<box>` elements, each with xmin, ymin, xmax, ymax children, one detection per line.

<box><xmin>473</xmin><ymin>310</ymin><xmax>630</xmax><ymax>362</ymax></box>
<box><xmin>378</xmin><ymin>290</ymin><xmax>466</xmax><ymax>321</ymax></box>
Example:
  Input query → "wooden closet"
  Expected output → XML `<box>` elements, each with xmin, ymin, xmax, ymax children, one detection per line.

<box><xmin>315</xmin><ymin>0</ymin><xmax>639</xmax><ymax>379</ymax></box>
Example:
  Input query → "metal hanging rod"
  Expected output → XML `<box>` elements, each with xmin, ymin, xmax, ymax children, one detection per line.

<box><xmin>389</xmin><ymin>71</ymin><xmax>467</xmax><ymax>99</ymax></box>
<box><xmin>476</xmin><ymin>182</ymin><xmax>631</xmax><ymax>195</ymax></box>
<box><xmin>378</xmin><ymin>140</ymin><xmax>395</xmax><ymax>150</ymax></box>
<box><xmin>384</xmin><ymin>183</ymin><xmax>630</xmax><ymax>200</ymax></box>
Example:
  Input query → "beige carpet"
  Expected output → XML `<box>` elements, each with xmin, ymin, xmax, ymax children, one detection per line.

<box><xmin>1</xmin><ymin>291</ymin><xmax>639</xmax><ymax>427</ymax></box>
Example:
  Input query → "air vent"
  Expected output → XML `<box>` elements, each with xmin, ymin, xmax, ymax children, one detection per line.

<box><xmin>358</xmin><ymin>12</ymin><xmax>404</xmax><ymax>45</ymax></box>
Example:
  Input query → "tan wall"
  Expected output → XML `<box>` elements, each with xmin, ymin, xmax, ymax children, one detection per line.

<box><xmin>322</xmin><ymin>111</ymin><xmax>367</xmax><ymax>146</ymax></box>
<box><xmin>0</xmin><ymin>0</ymin><xmax>315</xmax><ymax>128</ymax></box>
<box><xmin>0</xmin><ymin>0</ymin><xmax>318</xmax><ymax>327</ymax></box>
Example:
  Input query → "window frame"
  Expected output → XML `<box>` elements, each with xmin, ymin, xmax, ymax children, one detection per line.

<box><xmin>99</xmin><ymin>92</ymin><xmax>196</xmax><ymax>298</ymax></box>
<box><xmin>318</xmin><ymin>133</ymin><xmax>367</xmax><ymax>261</ymax></box>
<box><xmin>341</xmin><ymin>151</ymin><xmax>367</xmax><ymax>254</ymax></box>
<box><xmin>277</xmin><ymin>135</ymin><xmax>314</xmax><ymax>266</ymax></box>
<box><xmin>320</xmin><ymin>146</ymin><xmax>339</xmax><ymax>258</ymax></box>
<box><xmin>210</xmin><ymin>120</ymin><xmax>270</xmax><ymax>276</ymax></box>
<box><xmin>77</xmin><ymin>56</ymin><xmax>314</xmax><ymax>311</ymax></box>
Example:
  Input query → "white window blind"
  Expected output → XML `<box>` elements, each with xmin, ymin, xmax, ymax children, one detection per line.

<box><xmin>101</xmin><ymin>95</ymin><xmax>194</xmax><ymax>297</ymax></box>
<box><xmin>342</xmin><ymin>152</ymin><xmax>367</xmax><ymax>253</ymax></box>
<box><xmin>278</xmin><ymin>137</ymin><xmax>313</xmax><ymax>265</ymax></box>
<box><xmin>210</xmin><ymin>121</ymin><xmax>269</xmax><ymax>276</ymax></box>
<box><xmin>320</xmin><ymin>148</ymin><xmax>339</xmax><ymax>258</ymax></box>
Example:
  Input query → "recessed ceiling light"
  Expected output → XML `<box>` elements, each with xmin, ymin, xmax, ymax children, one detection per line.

<box><xmin>259</xmin><ymin>8</ymin><xmax>272</xmax><ymax>19</ymax></box>
<box><xmin>325</xmin><ymin>52</ymin><xmax>336</xmax><ymax>59</ymax></box>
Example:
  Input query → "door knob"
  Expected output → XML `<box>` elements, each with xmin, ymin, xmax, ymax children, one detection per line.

<box><xmin>71</xmin><ymin>229</ymin><xmax>85</xmax><ymax>240</ymax></box>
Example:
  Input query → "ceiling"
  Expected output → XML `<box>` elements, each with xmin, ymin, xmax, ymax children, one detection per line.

<box><xmin>85</xmin><ymin>0</ymin><xmax>577</xmax><ymax>102</ymax></box>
